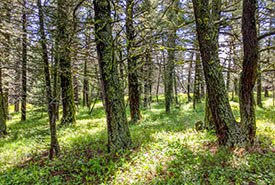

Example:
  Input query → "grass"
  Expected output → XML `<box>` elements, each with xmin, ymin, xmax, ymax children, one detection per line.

<box><xmin>0</xmin><ymin>94</ymin><xmax>274</xmax><ymax>184</ymax></box>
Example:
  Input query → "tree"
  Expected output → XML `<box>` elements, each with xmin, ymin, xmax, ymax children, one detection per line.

<box><xmin>37</xmin><ymin>0</ymin><xmax>60</xmax><ymax>158</ymax></box>
<box><xmin>126</xmin><ymin>0</ymin><xmax>142</xmax><ymax>122</ymax></box>
<box><xmin>94</xmin><ymin>0</ymin><xmax>132</xmax><ymax>152</ymax></box>
<box><xmin>239</xmin><ymin>0</ymin><xmax>258</xmax><ymax>145</ymax></box>
<box><xmin>192</xmin><ymin>0</ymin><xmax>245</xmax><ymax>146</ymax></box>
<box><xmin>21</xmin><ymin>0</ymin><xmax>27</xmax><ymax>121</ymax></box>
<box><xmin>0</xmin><ymin>67</ymin><xmax>7</xmax><ymax>135</ymax></box>
<box><xmin>57</xmin><ymin>0</ymin><xmax>76</xmax><ymax>124</ymax></box>
<box><xmin>164</xmin><ymin>0</ymin><xmax>179</xmax><ymax>113</ymax></box>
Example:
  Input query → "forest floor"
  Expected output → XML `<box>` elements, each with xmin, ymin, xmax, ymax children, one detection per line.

<box><xmin>0</xmin><ymin>95</ymin><xmax>275</xmax><ymax>185</ymax></box>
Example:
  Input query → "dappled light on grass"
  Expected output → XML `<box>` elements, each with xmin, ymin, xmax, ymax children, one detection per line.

<box><xmin>0</xmin><ymin>95</ymin><xmax>275</xmax><ymax>184</ymax></box>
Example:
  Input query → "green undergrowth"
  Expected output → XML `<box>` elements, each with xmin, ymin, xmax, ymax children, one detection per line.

<box><xmin>0</xmin><ymin>95</ymin><xmax>274</xmax><ymax>184</ymax></box>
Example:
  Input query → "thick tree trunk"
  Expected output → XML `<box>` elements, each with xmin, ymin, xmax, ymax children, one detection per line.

<box><xmin>193</xmin><ymin>0</ymin><xmax>245</xmax><ymax>146</ymax></box>
<box><xmin>38</xmin><ymin>0</ymin><xmax>60</xmax><ymax>159</ymax></box>
<box><xmin>164</xmin><ymin>0</ymin><xmax>179</xmax><ymax>113</ymax></box>
<box><xmin>21</xmin><ymin>0</ymin><xmax>27</xmax><ymax>121</ymax></box>
<box><xmin>239</xmin><ymin>0</ymin><xmax>258</xmax><ymax>145</ymax></box>
<box><xmin>126</xmin><ymin>0</ymin><xmax>141</xmax><ymax>122</ymax></box>
<box><xmin>94</xmin><ymin>0</ymin><xmax>132</xmax><ymax>152</ymax></box>
<box><xmin>57</xmin><ymin>0</ymin><xmax>76</xmax><ymax>124</ymax></box>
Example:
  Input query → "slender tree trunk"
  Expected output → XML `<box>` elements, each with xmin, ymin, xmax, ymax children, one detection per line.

<box><xmin>94</xmin><ymin>0</ymin><xmax>132</xmax><ymax>152</ymax></box>
<box><xmin>73</xmin><ymin>76</ymin><xmax>79</xmax><ymax>107</ymax></box>
<box><xmin>156</xmin><ymin>57</ymin><xmax>162</xmax><ymax>103</ymax></box>
<box><xmin>126</xmin><ymin>0</ymin><xmax>141</xmax><ymax>122</ymax></box>
<box><xmin>57</xmin><ymin>0</ymin><xmax>76</xmax><ymax>124</ymax></box>
<box><xmin>174</xmin><ymin>69</ymin><xmax>179</xmax><ymax>105</ymax></box>
<box><xmin>0</xmin><ymin>66</ymin><xmax>7</xmax><ymax>135</ymax></box>
<box><xmin>187</xmin><ymin>60</ymin><xmax>193</xmax><ymax>102</ymax></box>
<box><xmin>226</xmin><ymin>46</ymin><xmax>232</xmax><ymax>92</ymax></box>
<box><xmin>256</xmin><ymin>64</ymin><xmax>262</xmax><ymax>107</ymax></box>
<box><xmin>38</xmin><ymin>0</ymin><xmax>60</xmax><ymax>159</ymax></box>
<box><xmin>21</xmin><ymin>0</ymin><xmax>27</xmax><ymax>121</ymax></box>
<box><xmin>264</xmin><ymin>87</ymin><xmax>269</xmax><ymax>98</ymax></box>
<box><xmin>53</xmin><ymin>43</ymin><xmax>60</xmax><ymax>121</ymax></box>
<box><xmin>256</xmin><ymin>11</ymin><xmax>262</xmax><ymax>108</ymax></box>
<box><xmin>83</xmin><ymin>60</ymin><xmax>89</xmax><ymax>107</ymax></box>
<box><xmin>239</xmin><ymin>0</ymin><xmax>258</xmax><ymax>145</ymax></box>
<box><xmin>193</xmin><ymin>52</ymin><xmax>201</xmax><ymax>109</ymax></box>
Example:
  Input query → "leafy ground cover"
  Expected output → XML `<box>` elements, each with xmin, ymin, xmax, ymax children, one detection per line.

<box><xmin>0</xmin><ymin>95</ymin><xmax>274</xmax><ymax>184</ymax></box>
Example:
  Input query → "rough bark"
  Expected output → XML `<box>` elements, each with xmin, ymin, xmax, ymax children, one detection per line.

<box><xmin>38</xmin><ymin>0</ymin><xmax>60</xmax><ymax>159</ymax></box>
<box><xmin>21</xmin><ymin>0</ymin><xmax>27</xmax><ymax>121</ymax></box>
<box><xmin>193</xmin><ymin>0</ymin><xmax>245</xmax><ymax>146</ymax></box>
<box><xmin>94</xmin><ymin>0</ymin><xmax>132</xmax><ymax>152</ymax></box>
<box><xmin>164</xmin><ymin>0</ymin><xmax>179</xmax><ymax>113</ymax></box>
<box><xmin>126</xmin><ymin>0</ymin><xmax>141</xmax><ymax>122</ymax></box>
<box><xmin>204</xmin><ymin>91</ymin><xmax>215</xmax><ymax>130</ymax></box>
<box><xmin>239</xmin><ymin>0</ymin><xmax>258</xmax><ymax>145</ymax></box>
<box><xmin>57</xmin><ymin>0</ymin><xmax>76</xmax><ymax>124</ymax></box>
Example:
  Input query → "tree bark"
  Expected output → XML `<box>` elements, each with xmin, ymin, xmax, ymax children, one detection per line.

<box><xmin>57</xmin><ymin>0</ymin><xmax>76</xmax><ymax>124</ymax></box>
<box><xmin>83</xmin><ymin>60</ymin><xmax>89</xmax><ymax>108</ymax></box>
<box><xmin>94</xmin><ymin>0</ymin><xmax>132</xmax><ymax>152</ymax></box>
<box><xmin>239</xmin><ymin>0</ymin><xmax>258</xmax><ymax>145</ymax></box>
<box><xmin>193</xmin><ymin>0</ymin><xmax>245</xmax><ymax>146</ymax></box>
<box><xmin>38</xmin><ymin>0</ymin><xmax>60</xmax><ymax>159</ymax></box>
<box><xmin>193</xmin><ymin>52</ymin><xmax>201</xmax><ymax>109</ymax></box>
<box><xmin>21</xmin><ymin>0</ymin><xmax>27</xmax><ymax>121</ymax></box>
<box><xmin>0</xmin><ymin>66</ymin><xmax>7</xmax><ymax>135</ymax></box>
<box><xmin>126</xmin><ymin>0</ymin><xmax>141</xmax><ymax>122</ymax></box>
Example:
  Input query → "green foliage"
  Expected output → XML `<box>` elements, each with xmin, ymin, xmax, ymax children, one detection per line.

<box><xmin>0</xmin><ymin>95</ymin><xmax>274</xmax><ymax>184</ymax></box>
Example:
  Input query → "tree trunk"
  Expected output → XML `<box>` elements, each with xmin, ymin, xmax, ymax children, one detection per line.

<box><xmin>0</xmin><ymin>66</ymin><xmax>7</xmax><ymax>135</ymax></box>
<box><xmin>38</xmin><ymin>0</ymin><xmax>60</xmax><ymax>159</ymax></box>
<box><xmin>226</xmin><ymin>46</ymin><xmax>232</xmax><ymax>92</ymax></box>
<box><xmin>204</xmin><ymin>91</ymin><xmax>215</xmax><ymax>130</ymax></box>
<box><xmin>126</xmin><ymin>0</ymin><xmax>141</xmax><ymax>122</ymax></box>
<box><xmin>193</xmin><ymin>0</ymin><xmax>245</xmax><ymax>146</ymax></box>
<box><xmin>73</xmin><ymin>76</ymin><xmax>79</xmax><ymax>107</ymax></box>
<box><xmin>83</xmin><ymin>60</ymin><xmax>89</xmax><ymax>108</ymax></box>
<box><xmin>156</xmin><ymin>57</ymin><xmax>162</xmax><ymax>103</ymax></box>
<box><xmin>239</xmin><ymin>0</ymin><xmax>258</xmax><ymax>145</ymax></box>
<box><xmin>57</xmin><ymin>0</ymin><xmax>76</xmax><ymax>124</ymax></box>
<box><xmin>256</xmin><ymin>64</ymin><xmax>262</xmax><ymax>107</ymax></box>
<box><xmin>193</xmin><ymin>52</ymin><xmax>201</xmax><ymax>109</ymax></box>
<box><xmin>264</xmin><ymin>87</ymin><xmax>269</xmax><ymax>98</ymax></box>
<box><xmin>21</xmin><ymin>0</ymin><xmax>27</xmax><ymax>121</ymax></box>
<box><xmin>94</xmin><ymin>0</ymin><xmax>132</xmax><ymax>152</ymax></box>
<box><xmin>187</xmin><ymin>60</ymin><xmax>193</xmax><ymax>102</ymax></box>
